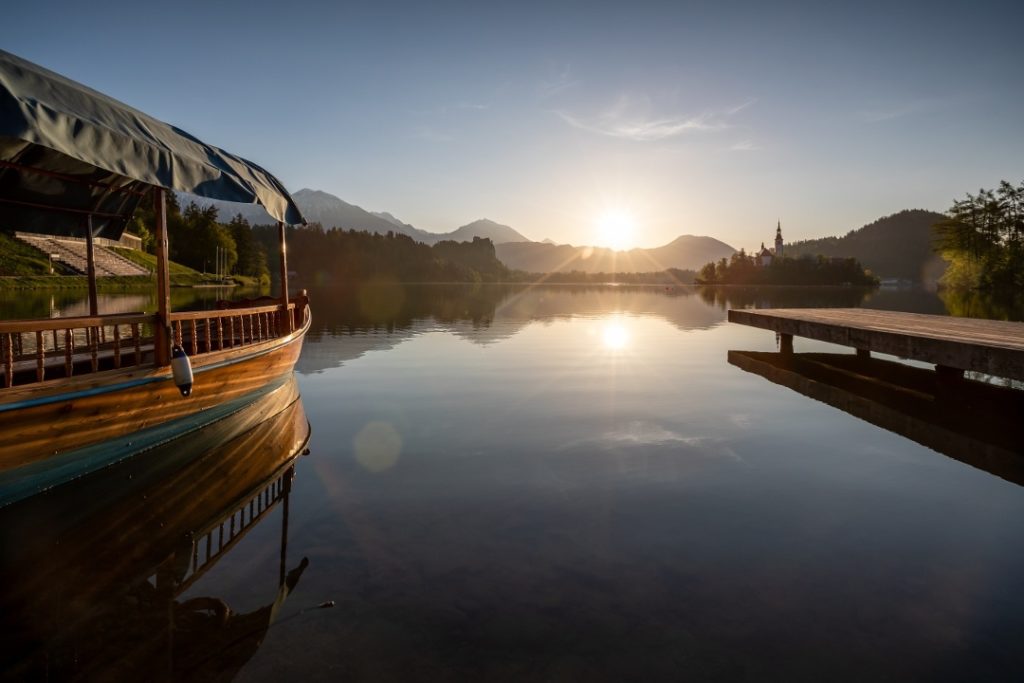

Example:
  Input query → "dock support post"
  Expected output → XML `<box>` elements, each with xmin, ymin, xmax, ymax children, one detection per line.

<box><xmin>856</xmin><ymin>348</ymin><xmax>871</xmax><ymax>360</ymax></box>
<box><xmin>779</xmin><ymin>333</ymin><xmax>793</xmax><ymax>355</ymax></box>
<box><xmin>154</xmin><ymin>188</ymin><xmax>172</xmax><ymax>366</ymax></box>
<box><xmin>278</xmin><ymin>221</ymin><xmax>291</xmax><ymax>334</ymax></box>
<box><xmin>85</xmin><ymin>214</ymin><xmax>98</xmax><ymax>317</ymax></box>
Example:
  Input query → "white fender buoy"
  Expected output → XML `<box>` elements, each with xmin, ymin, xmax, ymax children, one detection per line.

<box><xmin>171</xmin><ymin>345</ymin><xmax>193</xmax><ymax>397</ymax></box>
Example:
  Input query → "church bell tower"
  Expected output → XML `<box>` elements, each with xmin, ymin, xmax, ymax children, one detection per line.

<box><xmin>774</xmin><ymin>220</ymin><xmax>784</xmax><ymax>257</ymax></box>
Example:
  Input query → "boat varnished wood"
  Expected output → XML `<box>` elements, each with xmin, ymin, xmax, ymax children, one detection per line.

<box><xmin>0</xmin><ymin>309</ymin><xmax>310</xmax><ymax>487</ymax></box>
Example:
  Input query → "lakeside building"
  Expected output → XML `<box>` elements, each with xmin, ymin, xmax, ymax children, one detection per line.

<box><xmin>755</xmin><ymin>221</ymin><xmax>785</xmax><ymax>267</ymax></box>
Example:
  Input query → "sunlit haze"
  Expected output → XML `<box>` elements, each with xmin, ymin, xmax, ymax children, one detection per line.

<box><xmin>595</xmin><ymin>209</ymin><xmax>638</xmax><ymax>251</ymax></box>
<box><xmin>7</xmin><ymin>0</ymin><xmax>1022</xmax><ymax>251</ymax></box>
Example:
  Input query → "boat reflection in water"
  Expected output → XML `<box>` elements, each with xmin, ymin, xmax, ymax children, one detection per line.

<box><xmin>0</xmin><ymin>376</ymin><xmax>311</xmax><ymax>681</ymax></box>
<box><xmin>729</xmin><ymin>350</ymin><xmax>1024</xmax><ymax>484</ymax></box>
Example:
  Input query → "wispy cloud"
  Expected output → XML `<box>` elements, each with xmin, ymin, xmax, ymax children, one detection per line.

<box><xmin>410</xmin><ymin>125</ymin><xmax>453</xmax><ymax>142</ymax></box>
<box><xmin>724</xmin><ymin>98</ymin><xmax>757</xmax><ymax>116</ymax></box>
<box><xmin>556</xmin><ymin>95</ymin><xmax>752</xmax><ymax>142</ymax></box>
<box><xmin>602</xmin><ymin>422</ymin><xmax>706</xmax><ymax>447</ymax></box>
<box><xmin>412</xmin><ymin>101</ymin><xmax>489</xmax><ymax>116</ymax></box>
<box><xmin>558</xmin><ymin>421</ymin><xmax>704</xmax><ymax>450</ymax></box>
<box><xmin>858</xmin><ymin>106</ymin><xmax>916</xmax><ymax>123</ymax></box>
<box><xmin>539</xmin><ymin>64</ymin><xmax>579</xmax><ymax>98</ymax></box>
<box><xmin>856</xmin><ymin>97</ymin><xmax>943</xmax><ymax>123</ymax></box>
<box><xmin>556</xmin><ymin>421</ymin><xmax>745</xmax><ymax>462</ymax></box>
<box><xmin>729</xmin><ymin>140</ymin><xmax>760</xmax><ymax>152</ymax></box>
<box><xmin>558</xmin><ymin>111</ymin><xmax>724</xmax><ymax>141</ymax></box>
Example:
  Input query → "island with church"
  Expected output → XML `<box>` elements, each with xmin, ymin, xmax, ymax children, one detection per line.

<box><xmin>695</xmin><ymin>221</ymin><xmax>878</xmax><ymax>286</ymax></box>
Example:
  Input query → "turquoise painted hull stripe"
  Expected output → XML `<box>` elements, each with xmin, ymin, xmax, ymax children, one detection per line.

<box><xmin>0</xmin><ymin>375</ymin><xmax>289</xmax><ymax>508</ymax></box>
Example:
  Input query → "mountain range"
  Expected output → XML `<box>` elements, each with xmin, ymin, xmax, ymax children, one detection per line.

<box><xmin>183</xmin><ymin>189</ymin><xmax>532</xmax><ymax>246</ymax></box>
<box><xmin>179</xmin><ymin>188</ymin><xmax>952</xmax><ymax>280</ymax></box>
<box><xmin>495</xmin><ymin>236</ymin><xmax>736</xmax><ymax>273</ymax></box>
<box><xmin>785</xmin><ymin>209</ymin><xmax>948</xmax><ymax>282</ymax></box>
<box><xmin>180</xmin><ymin>188</ymin><xmax>736</xmax><ymax>273</ymax></box>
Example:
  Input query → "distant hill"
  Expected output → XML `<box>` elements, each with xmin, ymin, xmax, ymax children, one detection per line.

<box><xmin>785</xmin><ymin>209</ymin><xmax>947</xmax><ymax>282</ymax></box>
<box><xmin>371</xmin><ymin>210</ymin><xmax>412</xmax><ymax>228</ymax></box>
<box><xmin>496</xmin><ymin>235</ymin><xmax>736</xmax><ymax>273</ymax></box>
<box><xmin>291</xmin><ymin>189</ymin><xmax>437</xmax><ymax>242</ymax></box>
<box><xmin>181</xmin><ymin>187</ymin><xmax>730</xmax><ymax>273</ymax></box>
<box><xmin>639</xmin><ymin>234</ymin><xmax>742</xmax><ymax>272</ymax></box>
<box><xmin>445</xmin><ymin>219</ymin><xmax>530</xmax><ymax>244</ymax></box>
<box><xmin>181</xmin><ymin>189</ymin><xmax>528</xmax><ymax>245</ymax></box>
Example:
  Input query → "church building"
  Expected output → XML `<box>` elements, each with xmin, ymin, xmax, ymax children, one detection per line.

<box><xmin>756</xmin><ymin>221</ymin><xmax>784</xmax><ymax>266</ymax></box>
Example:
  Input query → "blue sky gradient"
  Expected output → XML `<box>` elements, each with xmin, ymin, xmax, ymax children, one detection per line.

<box><xmin>6</xmin><ymin>0</ymin><xmax>1023</xmax><ymax>249</ymax></box>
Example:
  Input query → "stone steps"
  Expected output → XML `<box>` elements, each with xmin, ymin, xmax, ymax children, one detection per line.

<box><xmin>15</xmin><ymin>233</ymin><xmax>149</xmax><ymax>277</ymax></box>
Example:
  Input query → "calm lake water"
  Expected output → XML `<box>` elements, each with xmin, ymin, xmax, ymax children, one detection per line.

<box><xmin>2</xmin><ymin>283</ymin><xmax>1024</xmax><ymax>681</ymax></box>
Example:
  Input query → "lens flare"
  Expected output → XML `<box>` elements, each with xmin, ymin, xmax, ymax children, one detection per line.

<box><xmin>353</xmin><ymin>420</ymin><xmax>402</xmax><ymax>472</ymax></box>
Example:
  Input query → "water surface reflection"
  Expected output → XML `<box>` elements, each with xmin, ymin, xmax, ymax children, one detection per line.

<box><xmin>728</xmin><ymin>350</ymin><xmax>1024</xmax><ymax>482</ymax></box>
<box><xmin>0</xmin><ymin>379</ymin><xmax>310</xmax><ymax>680</ymax></box>
<box><xmin>275</xmin><ymin>284</ymin><xmax>1024</xmax><ymax>681</ymax></box>
<box><xmin>5</xmin><ymin>283</ymin><xmax>1024</xmax><ymax>681</ymax></box>
<box><xmin>0</xmin><ymin>285</ymin><xmax>267</xmax><ymax>320</ymax></box>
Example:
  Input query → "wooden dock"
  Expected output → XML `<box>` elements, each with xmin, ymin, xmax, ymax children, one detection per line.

<box><xmin>728</xmin><ymin>308</ymin><xmax>1024</xmax><ymax>381</ymax></box>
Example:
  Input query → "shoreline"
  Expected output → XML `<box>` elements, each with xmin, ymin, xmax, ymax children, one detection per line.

<box><xmin>0</xmin><ymin>274</ymin><xmax>256</xmax><ymax>291</ymax></box>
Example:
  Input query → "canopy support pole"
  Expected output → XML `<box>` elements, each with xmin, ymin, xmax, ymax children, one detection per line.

<box><xmin>85</xmin><ymin>214</ymin><xmax>98</xmax><ymax>317</ymax></box>
<box><xmin>278</xmin><ymin>221</ymin><xmax>291</xmax><ymax>334</ymax></box>
<box><xmin>154</xmin><ymin>188</ymin><xmax>171</xmax><ymax>366</ymax></box>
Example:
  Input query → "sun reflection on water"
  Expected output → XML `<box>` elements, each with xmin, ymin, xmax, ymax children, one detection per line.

<box><xmin>601</xmin><ymin>320</ymin><xmax>630</xmax><ymax>351</ymax></box>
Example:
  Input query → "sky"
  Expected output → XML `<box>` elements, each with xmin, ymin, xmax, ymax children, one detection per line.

<box><xmin>5</xmin><ymin>0</ymin><xmax>1023</xmax><ymax>250</ymax></box>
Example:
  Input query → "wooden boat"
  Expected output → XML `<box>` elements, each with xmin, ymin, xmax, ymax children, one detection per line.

<box><xmin>0</xmin><ymin>375</ymin><xmax>311</xmax><ymax>680</ymax></box>
<box><xmin>0</xmin><ymin>49</ymin><xmax>310</xmax><ymax>506</ymax></box>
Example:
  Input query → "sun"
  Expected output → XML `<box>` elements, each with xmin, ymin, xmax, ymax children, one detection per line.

<box><xmin>595</xmin><ymin>209</ymin><xmax>637</xmax><ymax>251</ymax></box>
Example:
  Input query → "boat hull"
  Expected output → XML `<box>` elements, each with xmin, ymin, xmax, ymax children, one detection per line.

<box><xmin>0</xmin><ymin>313</ymin><xmax>309</xmax><ymax>506</ymax></box>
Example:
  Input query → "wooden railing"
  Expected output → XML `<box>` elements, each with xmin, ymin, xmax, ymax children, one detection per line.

<box><xmin>176</xmin><ymin>465</ymin><xmax>293</xmax><ymax>593</ymax></box>
<box><xmin>168</xmin><ymin>303</ymin><xmax>295</xmax><ymax>358</ymax></box>
<box><xmin>0</xmin><ymin>313</ymin><xmax>154</xmax><ymax>387</ymax></box>
<box><xmin>1</xmin><ymin>296</ymin><xmax>306</xmax><ymax>389</ymax></box>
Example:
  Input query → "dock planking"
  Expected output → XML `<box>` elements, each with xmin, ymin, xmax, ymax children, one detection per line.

<box><xmin>728</xmin><ymin>308</ymin><xmax>1024</xmax><ymax>381</ymax></box>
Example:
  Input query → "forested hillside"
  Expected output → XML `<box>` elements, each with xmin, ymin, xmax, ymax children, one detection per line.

<box><xmin>785</xmin><ymin>209</ymin><xmax>946</xmax><ymax>281</ymax></box>
<box><xmin>495</xmin><ymin>234</ymin><xmax>734</xmax><ymax>273</ymax></box>
<box><xmin>251</xmin><ymin>225</ymin><xmax>510</xmax><ymax>283</ymax></box>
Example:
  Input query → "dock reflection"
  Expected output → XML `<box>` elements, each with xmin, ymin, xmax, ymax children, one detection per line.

<box><xmin>0</xmin><ymin>376</ymin><xmax>311</xmax><ymax>681</ymax></box>
<box><xmin>728</xmin><ymin>350</ymin><xmax>1024</xmax><ymax>484</ymax></box>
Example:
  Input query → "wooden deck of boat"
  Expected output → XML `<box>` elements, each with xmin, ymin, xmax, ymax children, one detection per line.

<box><xmin>728</xmin><ymin>308</ymin><xmax>1024</xmax><ymax>381</ymax></box>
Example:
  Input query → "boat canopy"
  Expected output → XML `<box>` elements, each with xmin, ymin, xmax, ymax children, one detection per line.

<box><xmin>0</xmin><ymin>49</ymin><xmax>304</xmax><ymax>240</ymax></box>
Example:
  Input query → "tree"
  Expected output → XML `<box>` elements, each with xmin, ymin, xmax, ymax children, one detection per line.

<box><xmin>694</xmin><ymin>252</ymin><xmax>876</xmax><ymax>285</ymax></box>
<box><xmin>228</xmin><ymin>214</ymin><xmax>269</xmax><ymax>280</ymax></box>
<box><xmin>935</xmin><ymin>179</ymin><xmax>1024</xmax><ymax>290</ymax></box>
<box><xmin>171</xmin><ymin>203</ymin><xmax>237</xmax><ymax>274</ymax></box>
<box><xmin>698</xmin><ymin>261</ymin><xmax>717</xmax><ymax>283</ymax></box>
